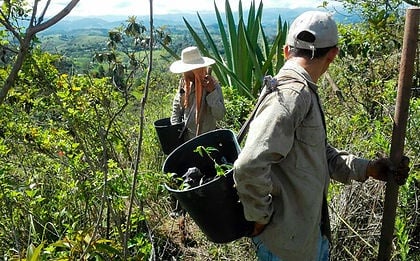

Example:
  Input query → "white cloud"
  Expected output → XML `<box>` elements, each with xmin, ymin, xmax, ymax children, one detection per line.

<box><xmin>44</xmin><ymin>0</ymin><xmax>324</xmax><ymax>17</ymax></box>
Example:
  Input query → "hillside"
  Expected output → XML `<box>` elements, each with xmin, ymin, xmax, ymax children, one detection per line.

<box><xmin>41</xmin><ymin>7</ymin><xmax>358</xmax><ymax>34</ymax></box>
<box><xmin>38</xmin><ymin>6</ymin><xmax>359</xmax><ymax>69</ymax></box>
<box><xmin>1</xmin><ymin>2</ymin><xmax>419</xmax><ymax>260</ymax></box>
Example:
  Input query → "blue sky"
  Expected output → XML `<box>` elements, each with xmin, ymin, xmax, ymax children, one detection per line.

<box><xmin>45</xmin><ymin>0</ymin><xmax>328</xmax><ymax>17</ymax></box>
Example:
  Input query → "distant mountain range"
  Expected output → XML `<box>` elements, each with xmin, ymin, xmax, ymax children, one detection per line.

<box><xmin>41</xmin><ymin>7</ymin><xmax>359</xmax><ymax>35</ymax></box>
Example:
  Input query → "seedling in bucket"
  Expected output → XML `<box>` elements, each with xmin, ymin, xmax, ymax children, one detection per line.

<box><xmin>170</xmin><ymin>146</ymin><xmax>233</xmax><ymax>191</ymax></box>
<box><xmin>163</xmin><ymin>129</ymin><xmax>253</xmax><ymax>243</ymax></box>
<box><xmin>193</xmin><ymin>145</ymin><xmax>233</xmax><ymax>177</ymax></box>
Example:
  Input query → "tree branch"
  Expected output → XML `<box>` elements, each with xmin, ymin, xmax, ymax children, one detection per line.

<box><xmin>0</xmin><ymin>9</ymin><xmax>22</xmax><ymax>43</ymax></box>
<box><xmin>0</xmin><ymin>0</ymin><xmax>80</xmax><ymax>106</ymax></box>
<box><xmin>37</xmin><ymin>0</ymin><xmax>52</xmax><ymax>25</ymax></box>
<box><xmin>123</xmin><ymin>0</ymin><xmax>154</xmax><ymax>258</ymax></box>
<box><xmin>27</xmin><ymin>0</ymin><xmax>80</xmax><ymax>36</ymax></box>
<box><xmin>325</xmin><ymin>71</ymin><xmax>345</xmax><ymax>102</ymax></box>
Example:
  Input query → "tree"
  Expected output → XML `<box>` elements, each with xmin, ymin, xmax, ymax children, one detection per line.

<box><xmin>0</xmin><ymin>0</ymin><xmax>80</xmax><ymax>105</ymax></box>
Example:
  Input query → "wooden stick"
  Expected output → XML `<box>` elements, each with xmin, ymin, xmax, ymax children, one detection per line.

<box><xmin>325</xmin><ymin>71</ymin><xmax>345</xmax><ymax>102</ymax></box>
<box><xmin>377</xmin><ymin>7</ymin><xmax>420</xmax><ymax>261</ymax></box>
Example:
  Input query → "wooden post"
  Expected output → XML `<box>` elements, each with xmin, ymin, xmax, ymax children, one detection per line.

<box><xmin>377</xmin><ymin>7</ymin><xmax>420</xmax><ymax>261</ymax></box>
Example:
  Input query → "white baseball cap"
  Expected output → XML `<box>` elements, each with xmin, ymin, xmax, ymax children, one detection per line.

<box><xmin>286</xmin><ymin>11</ymin><xmax>338</xmax><ymax>50</ymax></box>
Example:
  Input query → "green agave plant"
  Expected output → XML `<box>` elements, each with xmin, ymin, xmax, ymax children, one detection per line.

<box><xmin>182</xmin><ymin>0</ymin><xmax>288</xmax><ymax>99</ymax></box>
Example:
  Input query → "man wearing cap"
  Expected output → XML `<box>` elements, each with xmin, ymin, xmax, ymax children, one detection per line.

<box><xmin>233</xmin><ymin>11</ymin><xmax>409</xmax><ymax>260</ymax></box>
<box><xmin>170</xmin><ymin>46</ymin><xmax>226</xmax><ymax>140</ymax></box>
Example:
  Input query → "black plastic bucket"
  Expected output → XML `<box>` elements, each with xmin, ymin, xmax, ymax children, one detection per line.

<box><xmin>163</xmin><ymin>129</ymin><xmax>253</xmax><ymax>243</ymax></box>
<box><xmin>154</xmin><ymin>117</ymin><xmax>185</xmax><ymax>155</ymax></box>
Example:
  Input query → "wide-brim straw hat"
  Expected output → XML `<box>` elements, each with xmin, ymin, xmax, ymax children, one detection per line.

<box><xmin>169</xmin><ymin>46</ymin><xmax>215</xmax><ymax>73</ymax></box>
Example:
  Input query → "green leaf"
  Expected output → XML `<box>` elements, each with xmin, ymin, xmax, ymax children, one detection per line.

<box><xmin>26</xmin><ymin>242</ymin><xmax>44</xmax><ymax>261</ymax></box>
<box><xmin>29</xmin><ymin>242</ymin><xmax>44</xmax><ymax>261</ymax></box>
<box><xmin>94</xmin><ymin>242</ymin><xmax>122</xmax><ymax>256</ymax></box>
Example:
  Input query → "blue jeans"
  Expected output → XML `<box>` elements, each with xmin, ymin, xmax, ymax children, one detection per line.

<box><xmin>252</xmin><ymin>230</ymin><xmax>330</xmax><ymax>261</ymax></box>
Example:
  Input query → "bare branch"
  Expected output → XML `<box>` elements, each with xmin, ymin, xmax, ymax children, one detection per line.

<box><xmin>27</xmin><ymin>0</ymin><xmax>80</xmax><ymax>36</ymax></box>
<box><xmin>0</xmin><ymin>9</ymin><xmax>22</xmax><ymax>43</ymax></box>
<box><xmin>38</xmin><ymin>0</ymin><xmax>52</xmax><ymax>25</ymax></box>
<box><xmin>29</xmin><ymin>0</ymin><xmax>39</xmax><ymax>27</ymax></box>
<box><xmin>123</xmin><ymin>0</ymin><xmax>154</xmax><ymax>258</ymax></box>
<box><xmin>325</xmin><ymin>71</ymin><xmax>345</xmax><ymax>102</ymax></box>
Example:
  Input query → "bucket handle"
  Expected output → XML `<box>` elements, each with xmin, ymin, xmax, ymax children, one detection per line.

<box><xmin>178</xmin><ymin>97</ymin><xmax>196</xmax><ymax>139</ymax></box>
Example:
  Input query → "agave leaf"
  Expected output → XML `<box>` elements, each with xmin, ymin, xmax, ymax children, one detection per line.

<box><xmin>197</xmin><ymin>14</ymin><xmax>221</xmax><ymax>58</ymax></box>
<box><xmin>246</xmin><ymin>0</ymin><xmax>254</xmax><ymax>31</ymax></box>
<box><xmin>159</xmin><ymin>42</ymin><xmax>180</xmax><ymax>60</ymax></box>
<box><xmin>225</xmin><ymin>0</ymin><xmax>238</xmax><ymax>73</ymax></box>
<box><xmin>214</xmin><ymin>1</ymin><xmax>232</xmax><ymax>75</ymax></box>
<box><xmin>276</xmin><ymin>17</ymin><xmax>288</xmax><ymax>70</ymax></box>
<box><xmin>260</xmin><ymin>22</ymin><xmax>273</xmax><ymax>75</ymax></box>
<box><xmin>236</xmin><ymin>19</ymin><xmax>249</xmax><ymax>84</ymax></box>
<box><xmin>178</xmin><ymin>0</ymin><xmax>287</xmax><ymax>99</ymax></box>
<box><xmin>183</xmin><ymin>17</ymin><xmax>207</xmax><ymax>52</ymax></box>
<box><xmin>261</xmin><ymin>17</ymin><xmax>288</xmax><ymax>74</ymax></box>
<box><xmin>196</xmin><ymin>13</ymin><xmax>229</xmax><ymax>85</ymax></box>
<box><xmin>239</xmin><ymin>22</ymin><xmax>263</xmax><ymax>95</ymax></box>
<box><xmin>214</xmin><ymin>60</ymin><xmax>253</xmax><ymax>98</ymax></box>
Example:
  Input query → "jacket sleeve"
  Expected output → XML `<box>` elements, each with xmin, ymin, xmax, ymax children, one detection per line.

<box><xmin>205</xmin><ymin>83</ymin><xmax>226</xmax><ymax>121</ymax></box>
<box><xmin>326</xmin><ymin>144</ymin><xmax>370</xmax><ymax>183</ymax></box>
<box><xmin>170</xmin><ymin>79</ymin><xmax>184</xmax><ymax>125</ymax></box>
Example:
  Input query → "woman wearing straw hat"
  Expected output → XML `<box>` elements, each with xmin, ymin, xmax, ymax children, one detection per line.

<box><xmin>170</xmin><ymin>46</ymin><xmax>226</xmax><ymax>141</ymax></box>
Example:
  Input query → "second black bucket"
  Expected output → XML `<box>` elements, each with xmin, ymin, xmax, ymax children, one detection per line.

<box><xmin>154</xmin><ymin>117</ymin><xmax>185</xmax><ymax>155</ymax></box>
<box><xmin>163</xmin><ymin>129</ymin><xmax>254</xmax><ymax>244</ymax></box>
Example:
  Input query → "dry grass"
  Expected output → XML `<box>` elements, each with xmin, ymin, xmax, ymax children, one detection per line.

<box><xmin>329</xmin><ymin>179</ymin><xmax>420</xmax><ymax>260</ymax></box>
<box><xmin>148</xmin><ymin>195</ymin><xmax>256</xmax><ymax>260</ymax></box>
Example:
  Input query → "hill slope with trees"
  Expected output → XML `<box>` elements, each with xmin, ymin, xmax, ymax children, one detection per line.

<box><xmin>0</xmin><ymin>0</ymin><xmax>419</xmax><ymax>260</ymax></box>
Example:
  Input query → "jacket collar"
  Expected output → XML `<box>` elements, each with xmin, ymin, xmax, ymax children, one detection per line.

<box><xmin>279</xmin><ymin>60</ymin><xmax>318</xmax><ymax>92</ymax></box>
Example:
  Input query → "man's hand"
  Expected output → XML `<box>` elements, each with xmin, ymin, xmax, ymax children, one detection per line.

<box><xmin>367</xmin><ymin>156</ymin><xmax>410</xmax><ymax>185</ymax></box>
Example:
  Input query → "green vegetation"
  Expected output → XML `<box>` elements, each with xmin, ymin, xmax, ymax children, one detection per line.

<box><xmin>178</xmin><ymin>0</ymin><xmax>287</xmax><ymax>98</ymax></box>
<box><xmin>0</xmin><ymin>0</ymin><xmax>419</xmax><ymax>260</ymax></box>
<box><xmin>194</xmin><ymin>146</ymin><xmax>233</xmax><ymax>177</ymax></box>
